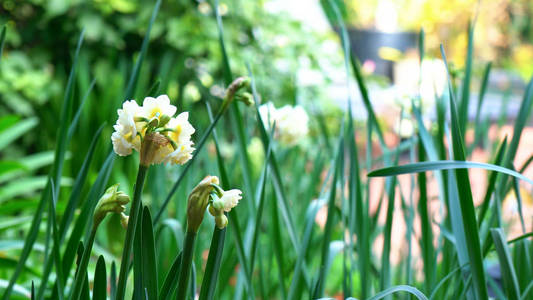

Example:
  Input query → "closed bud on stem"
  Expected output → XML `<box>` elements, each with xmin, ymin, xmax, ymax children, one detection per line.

<box><xmin>93</xmin><ymin>184</ymin><xmax>130</xmax><ymax>231</ymax></box>
<box><xmin>187</xmin><ymin>176</ymin><xmax>220</xmax><ymax>233</ymax></box>
<box><xmin>237</xmin><ymin>92</ymin><xmax>254</xmax><ymax>106</ymax></box>
<box><xmin>158</xmin><ymin>114</ymin><xmax>171</xmax><ymax>127</ymax></box>
<box><xmin>221</xmin><ymin>76</ymin><xmax>251</xmax><ymax>111</ymax></box>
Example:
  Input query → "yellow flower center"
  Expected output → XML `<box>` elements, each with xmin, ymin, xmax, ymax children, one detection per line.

<box><xmin>172</xmin><ymin>124</ymin><xmax>182</xmax><ymax>142</ymax></box>
<box><xmin>149</xmin><ymin>107</ymin><xmax>162</xmax><ymax>119</ymax></box>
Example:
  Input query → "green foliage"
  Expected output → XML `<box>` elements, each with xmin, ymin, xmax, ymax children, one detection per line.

<box><xmin>1</xmin><ymin>1</ymin><xmax>533</xmax><ymax>300</ymax></box>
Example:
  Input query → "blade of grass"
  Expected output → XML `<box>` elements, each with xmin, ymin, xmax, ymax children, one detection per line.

<box><xmin>158</xmin><ymin>252</ymin><xmax>181</xmax><ymax>300</ymax></box>
<box><xmin>0</xmin><ymin>118</ymin><xmax>38</xmax><ymax>151</ymax></box>
<box><xmin>67</xmin><ymin>79</ymin><xmax>96</xmax><ymax>141</ymax></box>
<box><xmin>49</xmin><ymin>181</ymin><xmax>64</xmax><ymax>300</ymax></box>
<box><xmin>417</xmin><ymin>142</ymin><xmax>435</xmax><ymax>293</ymax></box>
<box><xmin>367</xmin><ymin>285</ymin><xmax>429</xmax><ymax>300</ymax></box>
<box><xmin>368</xmin><ymin>160</ymin><xmax>533</xmax><ymax>186</ymax></box>
<box><xmin>61</xmin><ymin>152</ymin><xmax>115</xmax><ymax>284</ymax></box>
<box><xmin>472</xmin><ymin>62</ymin><xmax>492</xmax><ymax>149</ymax></box>
<box><xmin>110</xmin><ymin>262</ymin><xmax>117</xmax><ymax>300</ymax></box>
<box><xmin>0</xmin><ymin>25</ymin><xmax>6</xmax><ymax>63</ymax></box>
<box><xmin>459</xmin><ymin>21</ymin><xmax>474</xmax><ymax>137</ymax></box>
<box><xmin>497</xmin><ymin>75</ymin><xmax>533</xmax><ymax>194</ymax></box>
<box><xmin>477</xmin><ymin>136</ymin><xmax>507</xmax><ymax>226</ymax></box>
<box><xmin>380</xmin><ymin>152</ymin><xmax>399</xmax><ymax>293</ymax></box>
<box><xmin>441</xmin><ymin>45</ymin><xmax>488</xmax><ymax>299</ymax></box>
<box><xmin>490</xmin><ymin>228</ymin><xmax>520</xmax><ymax>300</ymax></box>
<box><xmin>3</xmin><ymin>30</ymin><xmax>85</xmax><ymax>300</ymax></box>
<box><xmin>93</xmin><ymin>256</ymin><xmax>107</xmax><ymax>300</ymax></box>
<box><xmin>37</xmin><ymin>124</ymin><xmax>105</xmax><ymax>299</ymax></box>
<box><xmin>123</xmin><ymin>0</ymin><xmax>161</xmax><ymax>100</ymax></box>
<box><xmin>141</xmin><ymin>207</ymin><xmax>158</xmax><ymax>300</ymax></box>
<box><xmin>319</xmin><ymin>0</ymin><xmax>386</xmax><ymax>147</ymax></box>
<box><xmin>269</xmin><ymin>188</ymin><xmax>288</xmax><ymax>299</ymax></box>
<box><xmin>313</xmin><ymin>133</ymin><xmax>343</xmax><ymax>298</ymax></box>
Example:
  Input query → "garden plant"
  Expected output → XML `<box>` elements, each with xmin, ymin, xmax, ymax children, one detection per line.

<box><xmin>1</xmin><ymin>0</ymin><xmax>533</xmax><ymax>299</ymax></box>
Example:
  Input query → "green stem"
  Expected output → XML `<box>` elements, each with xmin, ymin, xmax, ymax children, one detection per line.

<box><xmin>115</xmin><ymin>165</ymin><xmax>148</xmax><ymax>300</ymax></box>
<box><xmin>199</xmin><ymin>226</ymin><xmax>226</xmax><ymax>300</ymax></box>
<box><xmin>68</xmin><ymin>228</ymin><xmax>96</xmax><ymax>300</ymax></box>
<box><xmin>176</xmin><ymin>231</ymin><xmax>197</xmax><ymax>300</ymax></box>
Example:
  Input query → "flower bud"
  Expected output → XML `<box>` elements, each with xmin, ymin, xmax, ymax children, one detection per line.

<box><xmin>187</xmin><ymin>176</ymin><xmax>220</xmax><ymax>233</ymax></box>
<box><xmin>214</xmin><ymin>215</ymin><xmax>228</xmax><ymax>229</ymax></box>
<box><xmin>93</xmin><ymin>184</ymin><xmax>131</xmax><ymax>230</ymax></box>
<box><xmin>221</xmin><ymin>77</ymin><xmax>251</xmax><ymax>110</ymax></box>
<box><xmin>237</xmin><ymin>92</ymin><xmax>254</xmax><ymax>106</ymax></box>
<box><xmin>158</xmin><ymin>114</ymin><xmax>171</xmax><ymax>127</ymax></box>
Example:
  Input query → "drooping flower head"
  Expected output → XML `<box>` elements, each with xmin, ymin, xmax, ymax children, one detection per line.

<box><xmin>111</xmin><ymin>94</ymin><xmax>196</xmax><ymax>166</ymax></box>
<box><xmin>208</xmin><ymin>188</ymin><xmax>243</xmax><ymax>229</ymax></box>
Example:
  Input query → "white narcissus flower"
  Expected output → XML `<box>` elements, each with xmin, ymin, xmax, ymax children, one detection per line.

<box><xmin>219</xmin><ymin>189</ymin><xmax>242</xmax><ymax>212</ymax></box>
<box><xmin>167</xmin><ymin>112</ymin><xmax>195</xmax><ymax>145</ymax></box>
<box><xmin>164</xmin><ymin>142</ymin><xmax>195</xmax><ymax>165</ymax></box>
<box><xmin>141</xmin><ymin>94</ymin><xmax>177</xmax><ymax>120</ymax></box>
<box><xmin>111</xmin><ymin>94</ymin><xmax>197</xmax><ymax>165</ymax></box>
<box><xmin>276</xmin><ymin>105</ymin><xmax>309</xmax><ymax>146</ymax></box>
<box><xmin>258</xmin><ymin>102</ymin><xmax>309</xmax><ymax>146</ymax></box>
<box><xmin>111</xmin><ymin>100</ymin><xmax>142</xmax><ymax>156</ymax></box>
<box><xmin>209</xmin><ymin>188</ymin><xmax>242</xmax><ymax>229</ymax></box>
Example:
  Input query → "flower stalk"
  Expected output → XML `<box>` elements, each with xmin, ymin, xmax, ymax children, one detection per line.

<box><xmin>69</xmin><ymin>184</ymin><xmax>131</xmax><ymax>300</ymax></box>
<box><xmin>175</xmin><ymin>230</ymin><xmax>197</xmax><ymax>299</ymax></box>
<box><xmin>115</xmin><ymin>165</ymin><xmax>148</xmax><ymax>300</ymax></box>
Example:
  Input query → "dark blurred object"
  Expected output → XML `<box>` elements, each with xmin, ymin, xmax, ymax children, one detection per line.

<box><xmin>347</xmin><ymin>29</ymin><xmax>417</xmax><ymax>80</ymax></box>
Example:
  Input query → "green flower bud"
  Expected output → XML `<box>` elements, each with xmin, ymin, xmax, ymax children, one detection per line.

<box><xmin>93</xmin><ymin>184</ymin><xmax>130</xmax><ymax>230</ymax></box>
<box><xmin>158</xmin><ymin>114</ymin><xmax>171</xmax><ymax>127</ymax></box>
<box><xmin>187</xmin><ymin>176</ymin><xmax>220</xmax><ymax>233</ymax></box>
<box><xmin>236</xmin><ymin>92</ymin><xmax>254</xmax><ymax>106</ymax></box>
<box><xmin>214</xmin><ymin>214</ymin><xmax>228</xmax><ymax>229</ymax></box>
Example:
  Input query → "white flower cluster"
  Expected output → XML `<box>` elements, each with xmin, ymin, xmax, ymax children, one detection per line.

<box><xmin>111</xmin><ymin>95</ymin><xmax>195</xmax><ymax>165</ymax></box>
<box><xmin>258</xmin><ymin>102</ymin><xmax>309</xmax><ymax>146</ymax></box>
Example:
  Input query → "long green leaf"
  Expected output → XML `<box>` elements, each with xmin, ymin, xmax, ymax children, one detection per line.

<box><xmin>61</xmin><ymin>152</ymin><xmax>115</xmax><ymax>282</ymax></box>
<box><xmin>123</xmin><ymin>0</ymin><xmax>162</xmax><ymax>100</ymax></box>
<box><xmin>93</xmin><ymin>256</ymin><xmax>107</xmax><ymax>300</ymax></box>
<box><xmin>459</xmin><ymin>21</ymin><xmax>474</xmax><ymax>136</ymax></box>
<box><xmin>2</xmin><ymin>30</ymin><xmax>86</xmax><ymax>300</ymax></box>
<box><xmin>491</xmin><ymin>228</ymin><xmax>520</xmax><ymax>300</ymax></box>
<box><xmin>141</xmin><ymin>207</ymin><xmax>158</xmax><ymax>300</ymax></box>
<box><xmin>37</xmin><ymin>124</ymin><xmax>105</xmax><ymax>299</ymax></box>
<box><xmin>441</xmin><ymin>45</ymin><xmax>488</xmax><ymax>299</ymax></box>
<box><xmin>368</xmin><ymin>285</ymin><xmax>429</xmax><ymax>300</ymax></box>
<box><xmin>158</xmin><ymin>252</ymin><xmax>181</xmax><ymax>300</ymax></box>
<box><xmin>0</xmin><ymin>118</ymin><xmax>38</xmax><ymax>151</ymax></box>
<box><xmin>368</xmin><ymin>160</ymin><xmax>533</xmax><ymax>186</ymax></box>
<box><xmin>313</xmin><ymin>134</ymin><xmax>343</xmax><ymax>298</ymax></box>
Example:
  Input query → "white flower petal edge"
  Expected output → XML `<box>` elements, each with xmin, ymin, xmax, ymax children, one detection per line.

<box><xmin>220</xmin><ymin>189</ymin><xmax>242</xmax><ymax>212</ymax></box>
<box><xmin>164</xmin><ymin>142</ymin><xmax>195</xmax><ymax>165</ymax></box>
<box><xmin>167</xmin><ymin>112</ymin><xmax>196</xmax><ymax>145</ymax></box>
<box><xmin>111</xmin><ymin>100</ymin><xmax>142</xmax><ymax>155</ymax></box>
<box><xmin>142</xmin><ymin>94</ymin><xmax>177</xmax><ymax>119</ymax></box>
<box><xmin>111</xmin><ymin>131</ymin><xmax>133</xmax><ymax>156</ymax></box>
